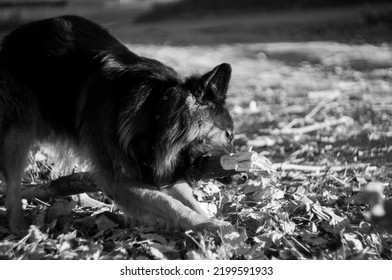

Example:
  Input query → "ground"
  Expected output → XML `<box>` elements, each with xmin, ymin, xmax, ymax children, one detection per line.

<box><xmin>0</xmin><ymin>3</ymin><xmax>392</xmax><ymax>260</ymax></box>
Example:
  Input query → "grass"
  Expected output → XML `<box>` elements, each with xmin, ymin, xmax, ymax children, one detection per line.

<box><xmin>1</xmin><ymin>41</ymin><xmax>392</xmax><ymax>259</ymax></box>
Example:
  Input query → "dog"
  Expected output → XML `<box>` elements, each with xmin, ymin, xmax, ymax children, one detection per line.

<box><xmin>0</xmin><ymin>15</ymin><xmax>236</xmax><ymax>234</ymax></box>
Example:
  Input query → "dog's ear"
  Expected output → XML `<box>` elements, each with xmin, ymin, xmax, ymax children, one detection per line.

<box><xmin>195</xmin><ymin>63</ymin><xmax>232</xmax><ymax>104</ymax></box>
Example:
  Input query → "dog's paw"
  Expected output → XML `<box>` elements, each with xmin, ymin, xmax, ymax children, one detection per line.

<box><xmin>192</xmin><ymin>219</ymin><xmax>231</xmax><ymax>232</ymax></box>
<box><xmin>178</xmin><ymin>213</ymin><xmax>230</xmax><ymax>232</ymax></box>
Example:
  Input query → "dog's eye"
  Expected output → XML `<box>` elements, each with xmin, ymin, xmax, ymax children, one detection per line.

<box><xmin>225</xmin><ymin>130</ymin><xmax>232</xmax><ymax>140</ymax></box>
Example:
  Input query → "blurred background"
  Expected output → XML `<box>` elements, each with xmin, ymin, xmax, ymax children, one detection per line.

<box><xmin>1</xmin><ymin>0</ymin><xmax>392</xmax><ymax>44</ymax></box>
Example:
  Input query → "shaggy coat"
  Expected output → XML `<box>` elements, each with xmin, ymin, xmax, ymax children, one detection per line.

<box><xmin>0</xmin><ymin>16</ymin><xmax>234</xmax><ymax>233</ymax></box>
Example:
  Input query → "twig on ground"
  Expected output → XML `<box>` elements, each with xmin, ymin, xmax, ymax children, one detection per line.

<box><xmin>280</xmin><ymin>90</ymin><xmax>341</xmax><ymax>131</ymax></box>
<box><xmin>275</xmin><ymin>116</ymin><xmax>353</xmax><ymax>135</ymax></box>
<box><xmin>304</xmin><ymin>90</ymin><xmax>341</xmax><ymax>121</ymax></box>
<box><xmin>273</xmin><ymin>162</ymin><xmax>374</xmax><ymax>173</ymax></box>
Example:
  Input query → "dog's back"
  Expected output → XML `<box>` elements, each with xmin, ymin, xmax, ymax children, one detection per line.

<box><xmin>0</xmin><ymin>15</ymin><xmax>139</xmax><ymax>136</ymax></box>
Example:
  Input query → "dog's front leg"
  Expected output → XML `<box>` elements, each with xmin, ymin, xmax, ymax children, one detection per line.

<box><xmin>101</xmin><ymin>181</ymin><xmax>227</xmax><ymax>231</ymax></box>
<box><xmin>161</xmin><ymin>182</ymin><xmax>209</xmax><ymax>217</ymax></box>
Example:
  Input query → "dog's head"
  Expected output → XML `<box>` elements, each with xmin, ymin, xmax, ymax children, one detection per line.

<box><xmin>182</xmin><ymin>63</ymin><xmax>234</xmax><ymax>162</ymax></box>
<box><xmin>152</xmin><ymin>63</ymin><xmax>238</xmax><ymax>185</ymax></box>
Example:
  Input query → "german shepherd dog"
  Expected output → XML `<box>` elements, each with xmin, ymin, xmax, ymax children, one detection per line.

<box><xmin>0</xmin><ymin>15</ymin><xmax>236</xmax><ymax>234</ymax></box>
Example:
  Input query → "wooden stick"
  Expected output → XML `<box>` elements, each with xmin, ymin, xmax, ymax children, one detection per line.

<box><xmin>273</xmin><ymin>162</ymin><xmax>374</xmax><ymax>173</ymax></box>
<box><xmin>21</xmin><ymin>172</ymin><xmax>99</xmax><ymax>201</ymax></box>
<box><xmin>304</xmin><ymin>90</ymin><xmax>341</xmax><ymax>121</ymax></box>
<box><xmin>280</xmin><ymin>91</ymin><xmax>341</xmax><ymax>131</ymax></box>
<box><xmin>276</xmin><ymin>116</ymin><xmax>353</xmax><ymax>135</ymax></box>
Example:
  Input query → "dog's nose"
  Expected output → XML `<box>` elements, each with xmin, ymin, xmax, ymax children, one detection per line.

<box><xmin>239</xmin><ymin>173</ymin><xmax>248</xmax><ymax>184</ymax></box>
<box><xmin>230</xmin><ymin>172</ymin><xmax>248</xmax><ymax>185</ymax></box>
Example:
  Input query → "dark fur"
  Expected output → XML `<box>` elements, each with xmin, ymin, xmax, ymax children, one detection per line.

<box><xmin>0</xmin><ymin>15</ymin><xmax>234</xmax><ymax>233</ymax></box>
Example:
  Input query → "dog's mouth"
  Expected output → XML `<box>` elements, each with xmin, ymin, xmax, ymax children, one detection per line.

<box><xmin>191</xmin><ymin>153</ymin><xmax>248</xmax><ymax>186</ymax></box>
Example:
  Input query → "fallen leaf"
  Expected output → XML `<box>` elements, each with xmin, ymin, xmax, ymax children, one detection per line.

<box><xmin>221</xmin><ymin>225</ymin><xmax>250</xmax><ymax>254</ymax></box>
<box><xmin>150</xmin><ymin>243</ymin><xmax>179</xmax><ymax>259</ymax></box>
<box><xmin>140</xmin><ymin>233</ymin><xmax>167</xmax><ymax>244</ymax></box>
<box><xmin>311</xmin><ymin>203</ymin><xmax>345</xmax><ymax>226</ymax></box>
<box><xmin>251</xmin><ymin>185</ymin><xmax>284</xmax><ymax>201</ymax></box>
<box><xmin>248</xmin><ymin>211</ymin><xmax>269</xmax><ymax>220</ymax></box>
<box><xmin>279</xmin><ymin>249</ymin><xmax>294</xmax><ymax>259</ymax></box>
<box><xmin>301</xmin><ymin>232</ymin><xmax>329</xmax><ymax>247</ymax></box>
<box><xmin>149</xmin><ymin>246</ymin><xmax>167</xmax><ymax>260</ymax></box>
<box><xmin>293</xmin><ymin>194</ymin><xmax>314</xmax><ymax>212</ymax></box>
<box><xmin>75</xmin><ymin>243</ymin><xmax>102</xmax><ymax>260</ymax></box>
<box><xmin>185</xmin><ymin>250</ymin><xmax>205</xmax><ymax>260</ymax></box>
<box><xmin>343</xmin><ymin>233</ymin><xmax>363</xmax><ymax>254</ymax></box>
<box><xmin>27</xmin><ymin>225</ymin><xmax>47</xmax><ymax>243</ymax></box>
